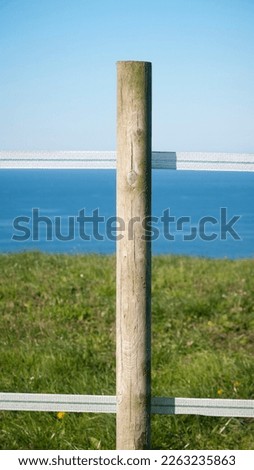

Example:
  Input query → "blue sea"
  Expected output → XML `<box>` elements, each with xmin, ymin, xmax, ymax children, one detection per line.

<box><xmin>0</xmin><ymin>169</ymin><xmax>253</xmax><ymax>259</ymax></box>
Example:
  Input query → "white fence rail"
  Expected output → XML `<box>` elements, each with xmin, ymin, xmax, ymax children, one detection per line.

<box><xmin>1</xmin><ymin>393</ymin><xmax>254</xmax><ymax>418</ymax></box>
<box><xmin>0</xmin><ymin>151</ymin><xmax>254</xmax><ymax>171</ymax></box>
<box><xmin>1</xmin><ymin>149</ymin><xmax>254</xmax><ymax>425</ymax></box>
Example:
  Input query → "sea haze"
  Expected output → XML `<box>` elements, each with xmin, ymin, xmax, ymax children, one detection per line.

<box><xmin>0</xmin><ymin>169</ymin><xmax>253</xmax><ymax>259</ymax></box>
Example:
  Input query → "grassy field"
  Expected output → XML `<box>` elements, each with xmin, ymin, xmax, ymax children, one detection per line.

<box><xmin>0</xmin><ymin>251</ymin><xmax>254</xmax><ymax>450</ymax></box>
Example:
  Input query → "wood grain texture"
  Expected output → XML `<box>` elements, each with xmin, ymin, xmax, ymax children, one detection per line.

<box><xmin>116</xmin><ymin>61</ymin><xmax>152</xmax><ymax>450</ymax></box>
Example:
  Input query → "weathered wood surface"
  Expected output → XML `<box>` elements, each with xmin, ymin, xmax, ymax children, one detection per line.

<box><xmin>116</xmin><ymin>61</ymin><xmax>152</xmax><ymax>450</ymax></box>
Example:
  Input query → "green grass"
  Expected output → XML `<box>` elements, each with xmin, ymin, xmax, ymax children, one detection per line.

<box><xmin>0</xmin><ymin>252</ymin><xmax>254</xmax><ymax>449</ymax></box>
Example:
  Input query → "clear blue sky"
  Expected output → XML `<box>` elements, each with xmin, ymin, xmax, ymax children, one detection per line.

<box><xmin>0</xmin><ymin>0</ymin><xmax>253</xmax><ymax>152</ymax></box>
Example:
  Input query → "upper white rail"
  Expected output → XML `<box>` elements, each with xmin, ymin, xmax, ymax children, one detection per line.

<box><xmin>0</xmin><ymin>151</ymin><xmax>254</xmax><ymax>171</ymax></box>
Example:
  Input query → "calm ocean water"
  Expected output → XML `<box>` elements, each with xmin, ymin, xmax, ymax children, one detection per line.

<box><xmin>0</xmin><ymin>169</ymin><xmax>253</xmax><ymax>259</ymax></box>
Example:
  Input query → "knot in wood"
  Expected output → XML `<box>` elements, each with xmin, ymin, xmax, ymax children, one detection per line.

<box><xmin>127</xmin><ymin>170</ymin><xmax>137</xmax><ymax>187</ymax></box>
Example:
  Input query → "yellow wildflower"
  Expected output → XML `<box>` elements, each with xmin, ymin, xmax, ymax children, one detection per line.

<box><xmin>217</xmin><ymin>389</ymin><xmax>223</xmax><ymax>396</ymax></box>
<box><xmin>57</xmin><ymin>411</ymin><xmax>66</xmax><ymax>420</ymax></box>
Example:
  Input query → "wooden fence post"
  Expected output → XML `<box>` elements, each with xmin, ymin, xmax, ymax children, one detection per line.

<box><xmin>116</xmin><ymin>61</ymin><xmax>152</xmax><ymax>450</ymax></box>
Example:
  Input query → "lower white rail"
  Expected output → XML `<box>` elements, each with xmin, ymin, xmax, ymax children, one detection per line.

<box><xmin>1</xmin><ymin>393</ymin><xmax>253</xmax><ymax>417</ymax></box>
